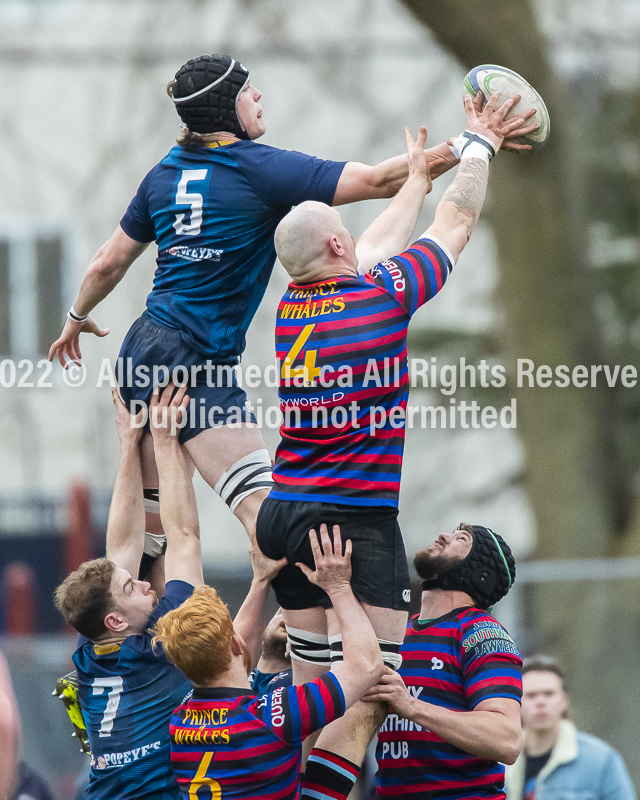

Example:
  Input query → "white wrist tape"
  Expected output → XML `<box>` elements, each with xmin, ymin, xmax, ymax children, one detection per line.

<box><xmin>449</xmin><ymin>130</ymin><xmax>496</xmax><ymax>165</ymax></box>
<box><xmin>67</xmin><ymin>306</ymin><xmax>89</xmax><ymax>323</ymax></box>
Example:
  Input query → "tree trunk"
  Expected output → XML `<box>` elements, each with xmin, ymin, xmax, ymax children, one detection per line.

<box><xmin>400</xmin><ymin>0</ymin><xmax>640</xmax><ymax>779</ymax></box>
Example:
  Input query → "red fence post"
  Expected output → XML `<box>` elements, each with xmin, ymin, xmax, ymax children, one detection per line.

<box><xmin>65</xmin><ymin>482</ymin><xmax>93</xmax><ymax>575</ymax></box>
<box><xmin>3</xmin><ymin>562</ymin><xmax>36</xmax><ymax>635</ymax></box>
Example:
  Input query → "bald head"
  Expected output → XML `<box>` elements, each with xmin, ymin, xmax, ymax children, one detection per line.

<box><xmin>275</xmin><ymin>201</ymin><xmax>356</xmax><ymax>283</ymax></box>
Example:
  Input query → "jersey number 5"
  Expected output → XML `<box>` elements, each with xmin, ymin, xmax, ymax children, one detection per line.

<box><xmin>189</xmin><ymin>752</ymin><xmax>221</xmax><ymax>799</ymax></box>
<box><xmin>91</xmin><ymin>676</ymin><xmax>123</xmax><ymax>737</ymax></box>
<box><xmin>174</xmin><ymin>169</ymin><xmax>208</xmax><ymax>236</ymax></box>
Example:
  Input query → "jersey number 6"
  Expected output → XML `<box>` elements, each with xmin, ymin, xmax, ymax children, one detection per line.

<box><xmin>174</xmin><ymin>169</ymin><xmax>208</xmax><ymax>236</ymax></box>
<box><xmin>189</xmin><ymin>752</ymin><xmax>221</xmax><ymax>799</ymax></box>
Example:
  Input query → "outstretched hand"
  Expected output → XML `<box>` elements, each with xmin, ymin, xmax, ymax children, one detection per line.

<box><xmin>405</xmin><ymin>126</ymin><xmax>433</xmax><ymax>195</ymax></box>
<box><xmin>48</xmin><ymin>316</ymin><xmax>110</xmax><ymax>369</ymax></box>
<box><xmin>296</xmin><ymin>524</ymin><xmax>352</xmax><ymax>595</ymax></box>
<box><xmin>464</xmin><ymin>91</ymin><xmax>535</xmax><ymax>153</ymax></box>
<box><xmin>249</xmin><ymin>532</ymin><xmax>289</xmax><ymax>584</ymax></box>
<box><xmin>501</xmin><ymin>101</ymin><xmax>538</xmax><ymax>152</ymax></box>
<box><xmin>149</xmin><ymin>383</ymin><xmax>190</xmax><ymax>441</ymax></box>
<box><xmin>361</xmin><ymin>666</ymin><xmax>414</xmax><ymax>717</ymax></box>
<box><xmin>111</xmin><ymin>387</ymin><xmax>145</xmax><ymax>444</ymax></box>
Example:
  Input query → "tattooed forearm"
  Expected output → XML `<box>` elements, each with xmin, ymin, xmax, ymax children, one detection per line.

<box><xmin>440</xmin><ymin>158</ymin><xmax>488</xmax><ymax>227</ymax></box>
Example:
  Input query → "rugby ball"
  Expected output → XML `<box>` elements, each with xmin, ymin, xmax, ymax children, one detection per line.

<box><xmin>463</xmin><ymin>64</ymin><xmax>550</xmax><ymax>149</ymax></box>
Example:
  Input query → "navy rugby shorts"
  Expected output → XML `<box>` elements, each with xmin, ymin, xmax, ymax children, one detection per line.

<box><xmin>256</xmin><ymin>497</ymin><xmax>411</xmax><ymax>611</ymax></box>
<box><xmin>118</xmin><ymin>311</ymin><xmax>256</xmax><ymax>444</ymax></box>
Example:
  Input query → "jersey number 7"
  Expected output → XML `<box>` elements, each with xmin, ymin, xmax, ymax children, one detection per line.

<box><xmin>91</xmin><ymin>676</ymin><xmax>123</xmax><ymax>737</ymax></box>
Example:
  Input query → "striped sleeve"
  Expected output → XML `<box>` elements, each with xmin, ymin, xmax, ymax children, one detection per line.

<box><xmin>461</xmin><ymin>617</ymin><xmax>523</xmax><ymax>708</ymax></box>
<box><xmin>370</xmin><ymin>236</ymin><xmax>453</xmax><ymax>316</ymax></box>
<box><xmin>254</xmin><ymin>672</ymin><xmax>346</xmax><ymax>746</ymax></box>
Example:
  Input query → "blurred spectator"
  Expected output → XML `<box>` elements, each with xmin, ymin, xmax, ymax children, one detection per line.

<box><xmin>0</xmin><ymin>651</ymin><xmax>56</xmax><ymax>800</ymax></box>
<box><xmin>505</xmin><ymin>655</ymin><xmax>636</xmax><ymax>800</ymax></box>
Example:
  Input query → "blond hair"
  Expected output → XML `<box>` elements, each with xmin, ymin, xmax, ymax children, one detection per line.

<box><xmin>152</xmin><ymin>585</ymin><xmax>234</xmax><ymax>685</ymax></box>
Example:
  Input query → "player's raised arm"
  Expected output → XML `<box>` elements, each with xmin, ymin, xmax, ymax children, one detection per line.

<box><xmin>233</xmin><ymin>537</ymin><xmax>288</xmax><ymax>667</ymax></box>
<box><xmin>355</xmin><ymin>126</ymin><xmax>432</xmax><ymax>274</ymax></box>
<box><xmin>48</xmin><ymin>226</ymin><xmax>149</xmax><ymax>368</ymax></box>
<box><xmin>423</xmin><ymin>92</ymin><xmax>526</xmax><ymax>264</ymax></box>
<box><xmin>297</xmin><ymin>525</ymin><xmax>384</xmax><ymax>709</ymax></box>
<box><xmin>332</xmin><ymin>141</ymin><xmax>456</xmax><ymax>206</ymax></box>
<box><xmin>149</xmin><ymin>384</ymin><xmax>203</xmax><ymax>587</ymax></box>
<box><xmin>105</xmin><ymin>388</ymin><xmax>147</xmax><ymax>577</ymax></box>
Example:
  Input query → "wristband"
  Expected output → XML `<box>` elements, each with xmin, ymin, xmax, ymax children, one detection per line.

<box><xmin>67</xmin><ymin>306</ymin><xmax>89</xmax><ymax>323</ymax></box>
<box><xmin>448</xmin><ymin>130</ymin><xmax>496</xmax><ymax>165</ymax></box>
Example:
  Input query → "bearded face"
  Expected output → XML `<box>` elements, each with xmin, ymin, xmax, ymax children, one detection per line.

<box><xmin>413</xmin><ymin>549</ymin><xmax>467</xmax><ymax>581</ymax></box>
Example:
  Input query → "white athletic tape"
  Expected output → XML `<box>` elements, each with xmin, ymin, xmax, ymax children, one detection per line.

<box><xmin>143</xmin><ymin>531</ymin><xmax>166</xmax><ymax>558</ymax></box>
<box><xmin>329</xmin><ymin>634</ymin><xmax>403</xmax><ymax>670</ymax></box>
<box><xmin>286</xmin><ymin>626</ymin><xmax>331</xmax><ymax>666</ymax></box>
<box><xmin>449</xmin><ymin>129</ymin><xmax>496</xmax><ymax>165</ymax></box>
<box><xmin>214</xmin><ymin>449</ymin><xmax>273</xmax><ymax>512</ymax></box>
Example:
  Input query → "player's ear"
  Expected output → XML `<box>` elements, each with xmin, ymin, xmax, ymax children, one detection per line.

<box><xmin>329</xmin><ymin>235</ymin><xmax>344</xmax><ymax>257</ymax></box>
<box><xmin>230</xmin><ymin>633</ymin><xmax>245</xmax><ymax>656</ymax></box>
<box><xmin>104</xmin><ymin>611</ymin><xmax>128</xmax><ymax>633</ymax></box>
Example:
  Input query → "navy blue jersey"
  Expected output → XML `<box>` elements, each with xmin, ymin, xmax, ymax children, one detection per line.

<box><xmin>73</xmin><ymin>580</ymin><xmax>194</xmax><ymax>800</ymax></box>
<box><xmin>249</xmin><ymin>667</ymin><xmax>293</xmax><ymax>695</ymax></box>
<box><xmin>120</xmin><ymin>142</ymin><xmax>345</xmax><ymax>359</ymax></box>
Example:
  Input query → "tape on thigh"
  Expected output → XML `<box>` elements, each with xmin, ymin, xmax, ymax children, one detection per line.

<box><xmin>214</xmin><ymin>449</ymin><xmax>273</xmax><ymax>512</ymax></box>
<box><xmin>328</xmin><ymin>634</ymin><xmax>403</xmax><ymax>670</ymax></box>
<box><xmin>285</xmin><ymin>626</ymin><xmax>331</xmax><ymax>666</ymax></box>
<box><xmin>142</xmin><ymin>489</ymin><xmax>166</xmax><ymax>556</ymax></box>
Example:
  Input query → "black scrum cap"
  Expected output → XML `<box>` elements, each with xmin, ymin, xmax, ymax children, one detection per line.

<box><xmin>421</xmin><ymin>525</ymin><xmax>516</xmax><ymax>608</ymax></box>
<box><xmin>170</xmin><ymin>55</ymin><xmax>250</xmax><ymax>138</ymax></box>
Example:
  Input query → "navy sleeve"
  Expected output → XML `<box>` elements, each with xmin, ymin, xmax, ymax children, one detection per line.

<box><xmin>369</xmin><ymin>236</ymin><xmax>454</xmax><ymax>317</ymax></box>
<box><xmin>239</xmin><ymin>144</ymin><xmax>346</xmax><ymax>208</ymax></box>
<box><xmin>119</xmin><ymin>166</ymin><xmax>158</xmax><ymax>243</ymax></box>
<box><xmin>147</xmin><ymin>580</ymin><xmax>194</xmax><ymax>628</ymax></box>
<box><xmin>132</xmin><ymin>580</ymin><xmax>194</xmax><ymax>661</ymax></box>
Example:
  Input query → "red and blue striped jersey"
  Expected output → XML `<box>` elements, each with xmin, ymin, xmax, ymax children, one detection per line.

<box><xmin>270</xmin><ymin>237</ymin><xmax>453</xmax><ymax>507</ymax></box>
<box><xmin>170</xmin><ymin>671</ymin><xmax>345</xmax><ymax>800</ymax></box>
<box><xmin>375</xmin><ymin>607</ymin><xmax>523</xmax><ymax>800</ymax></box>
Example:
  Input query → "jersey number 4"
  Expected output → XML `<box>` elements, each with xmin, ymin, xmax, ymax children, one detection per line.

<box><xmin>281</xmin><ymin>324</ymin><xmax>321</xmax><ymax>387</ymax></box>
<box><xmin>91</xmin><ymin>676</ymin><xmax>123</xmax><ymax>737</ymax></box>
<box><xmin>189</xmin><ymin>752</ymin><xmax>221</xmax><ymax>799</ymax></box>
<box><xmin>174</xmin><ymin>169</ymin><xmax>207</xmax><ymax>236</ymax></box>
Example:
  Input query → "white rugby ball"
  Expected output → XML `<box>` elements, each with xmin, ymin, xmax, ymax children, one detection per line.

<box><xmin>463</xmin><ymin>64</ymin><xmax>550</xmax><ymax>149</ymax></box>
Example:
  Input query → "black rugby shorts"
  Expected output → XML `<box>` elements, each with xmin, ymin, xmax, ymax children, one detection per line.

<box><xmin>256</xmin><ymin>497</ymin><xmax>410</xmax><ymax>611</ymax></box>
